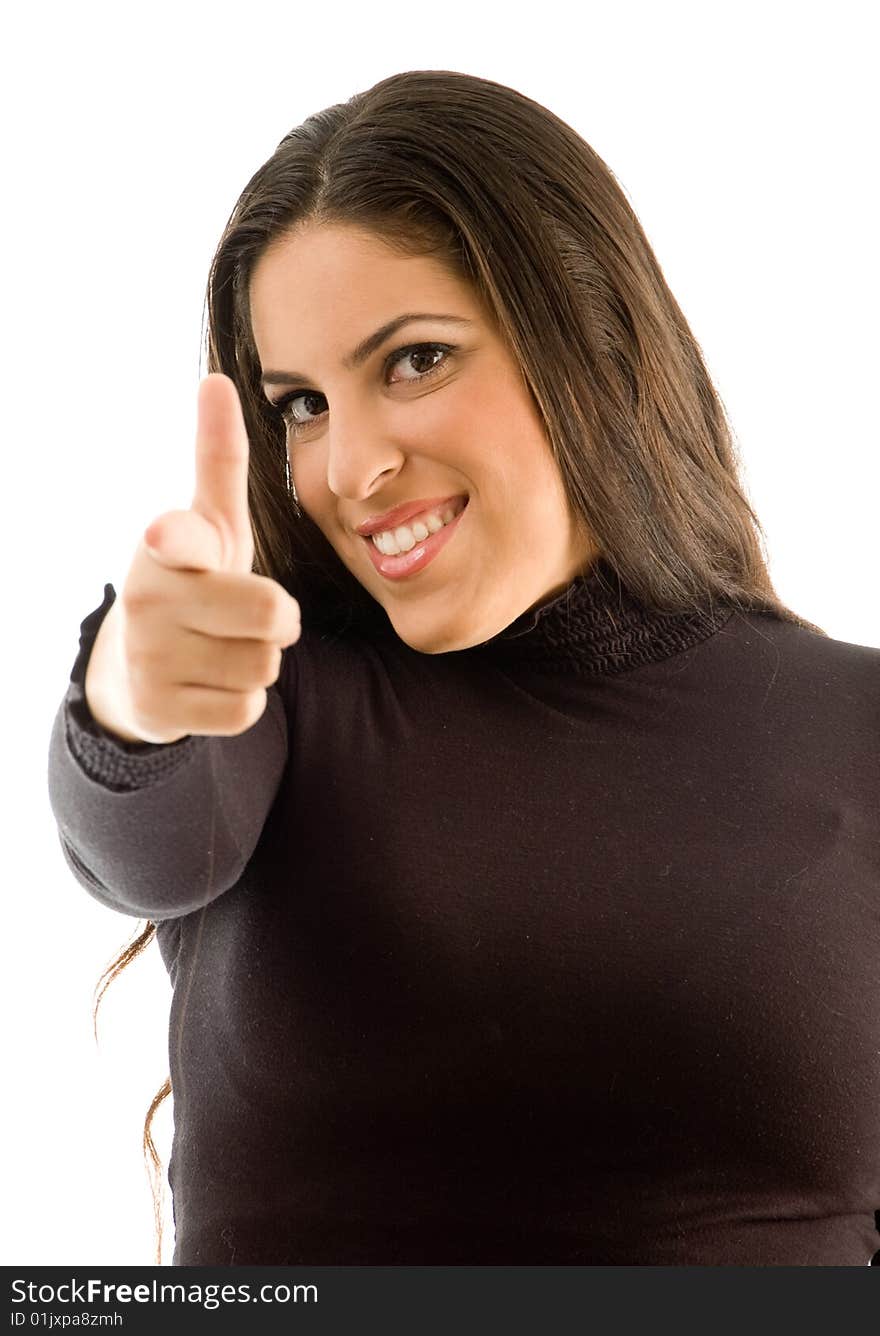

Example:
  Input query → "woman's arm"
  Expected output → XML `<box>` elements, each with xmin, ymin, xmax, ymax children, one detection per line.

<box><xmin>47</xmin><ymin>583</ymin><xmax>291</xmax><ymax>920</ymax></box>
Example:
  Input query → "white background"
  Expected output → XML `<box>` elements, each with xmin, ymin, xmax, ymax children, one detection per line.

<box><xmin>4</xmin><ymin>0</ymin><xmax>878</xmax><ymax>1266</ymax></box>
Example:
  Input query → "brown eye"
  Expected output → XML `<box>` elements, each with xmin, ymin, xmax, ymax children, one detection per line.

<box><xmin>269</xmin><ymin>342</ymin><xmax>454</xmax><ymax>439</ymax></box>
<box><xmin>388</xmin><ymin>345</ymin><xmax>449</xmax><ymax>382</ymax></box>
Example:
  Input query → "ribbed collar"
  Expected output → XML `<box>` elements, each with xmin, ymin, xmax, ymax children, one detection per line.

<box><xmin>466</xmin><ymin>556</ymin><xmax>735</xmax><ymax>677</ymax></box>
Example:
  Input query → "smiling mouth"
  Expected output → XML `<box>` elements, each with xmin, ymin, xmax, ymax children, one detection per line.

<box><xmin>363</xmin><ymin>495</ymin><xmax>468</xmax><ymax>554</ymax></box>
<box><xmin>361</xmin><ymin>496</ymin><xmax>469</xmax><ymax>581</ymax></box>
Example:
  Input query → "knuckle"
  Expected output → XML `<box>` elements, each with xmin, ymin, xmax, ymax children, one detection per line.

<box><xmin>126</xmin><ymin>642</ymin><xmax>162</xmax><ymax>682</ymax></box>
<box><xmin>249</xmin><ymin>579</ymin><xmax>286</xmax><ymax>633</ymax></box>
<box><xmin>154</xmin><ymin>507</ymin><xmax>187</xmax><ymax>528</ymax></box>
<box><xmin>257</xmin><ymin>643</ymin><xmax>282</xmax><ymax>685</ymax></box>
<box><xmin>121</xmin><ymin>586</ymin><xmax>154</xmax><ymax>618</ymax></box>
<box><xmin>235</xmin><ymin>689</ymin><xmax>265</xmax><ymax>732</ymax></box>
<box><xmin>254</xmin><ymin>586</ymin><xmax>283</xmax><ymax>634</ymax></box>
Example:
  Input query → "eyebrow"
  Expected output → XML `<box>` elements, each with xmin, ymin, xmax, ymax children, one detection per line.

<box><xmin>260</xmin><ymin>312</ymin><xmax>475</xmax><ymax>390</ymax></box>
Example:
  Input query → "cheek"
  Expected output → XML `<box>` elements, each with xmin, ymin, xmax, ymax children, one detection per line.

<box><xmin>477</xmin><ymin>383</ymin><xmax>550</xmax><ymax>468</ymax></box>
<box><xmin>483</xmin><ymin>422</ymin><xmax>560</xmax><ymax>514</ymax></box>
<box><xmin>291</xmin><ymin>446</ymin><xmax>329</xmax><ymax>503</ymax></box>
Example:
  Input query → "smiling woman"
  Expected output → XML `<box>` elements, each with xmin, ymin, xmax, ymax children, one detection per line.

<box><xmin>247</xmin><ymin>224</ymin><xmax>598</xmax><ymax>652</ymax></box>
<box><xmin>207</xmin><ymin>70</ymin><xmax>824</xmax><ymax>646</ymax></box>
<box><xmin>48</xmin><ymin>68</ymin><xmax>880</xmax><ymax>1269</ymax></box>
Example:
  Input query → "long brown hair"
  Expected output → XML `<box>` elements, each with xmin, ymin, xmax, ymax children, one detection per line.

<box><xmin>93</xmin><ymin>66</ymin><xmax>829</xmax><ymax>1263</ymax></box>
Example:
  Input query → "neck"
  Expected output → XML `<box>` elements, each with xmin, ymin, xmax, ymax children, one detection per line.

<box><xmin>463</xmin><ymin>557</ymin><xmax>735</xmax><ymax>677</ymax></box>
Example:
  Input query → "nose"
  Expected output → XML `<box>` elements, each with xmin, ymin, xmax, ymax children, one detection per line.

<box><xmin>325</xmin><ymin>406</ymin><xmax>406</xmax><ymax>503</ymax></box>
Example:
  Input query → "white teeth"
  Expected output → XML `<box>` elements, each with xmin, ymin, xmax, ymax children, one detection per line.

<box><xmin>371</xmin><ymin>500</ymin><xmax>465</xmax><ymax>556</ymax></box>
<box><xmin>393</xmin><ymin>525</ymin><xmax>419</xmax><ymax>550</ymax></box>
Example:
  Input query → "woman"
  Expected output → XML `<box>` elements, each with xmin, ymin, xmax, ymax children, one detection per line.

<box><xmin>47</xmin><ymin>69</ymin><xmax>880</xmax><ymax>1266</ymax></box>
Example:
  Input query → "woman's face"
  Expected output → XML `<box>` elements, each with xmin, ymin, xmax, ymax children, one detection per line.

<box><xmin>249</xmin><ymin>223</ymin><xmax>597</xmax><ymax>653</ymax></box>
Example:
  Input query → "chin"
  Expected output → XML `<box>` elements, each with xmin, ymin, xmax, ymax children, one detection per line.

<box><xmin>393</xmin><ymin>626</ymin><xmax>466</xmax><ymax>656</ymax></box>
<box><xmin>387</xmin><ymin>603</ymin><xmax>502</xmax><ymax>654</ymax></box>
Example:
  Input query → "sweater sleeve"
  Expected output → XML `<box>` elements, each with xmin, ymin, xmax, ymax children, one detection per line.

<box><xmin>47</xmin><ymin>582</ymin><xmax>291</xmax><ymax>921</ymax></box>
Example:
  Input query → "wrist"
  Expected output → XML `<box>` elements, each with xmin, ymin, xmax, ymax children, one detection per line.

<box><xmin>83</xmin><ymin>603</ymin><xmax>149</xmax><ymax>745</ymax></box>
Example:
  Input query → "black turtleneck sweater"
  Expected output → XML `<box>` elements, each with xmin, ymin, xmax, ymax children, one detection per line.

<box><xmin>47</xmin><ymin>559</ymin><xmax>880</xmax><ymax>1266</ymax></box>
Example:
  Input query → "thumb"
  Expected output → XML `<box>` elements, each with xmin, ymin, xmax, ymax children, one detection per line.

<box><xmin>189</xmin><ymin>373</ymin><xmax>255</xmax><ymax>573</ymax></box>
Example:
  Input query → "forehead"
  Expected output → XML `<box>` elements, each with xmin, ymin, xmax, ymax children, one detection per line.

<box><xmin>249</xmin><ymin>224</ymin><xmax>474</xmax><ymax>350</ymax></box>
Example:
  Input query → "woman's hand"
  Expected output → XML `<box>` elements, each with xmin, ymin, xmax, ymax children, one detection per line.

<box><xmin>83</xmin><ymin>374</ymin><xmax>301</xmax><ymax>745</ymax></box>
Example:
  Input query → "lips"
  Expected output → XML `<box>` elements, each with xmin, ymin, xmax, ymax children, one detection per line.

<box><xmin>355</xmin><ymin>494</ymin><xmax>468</xmax><ymax>537</ymax></box>
<box><xmin>362</xmin><ymin>496</ymin><xmax>468</xmax><ymax>581</ymax></box>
